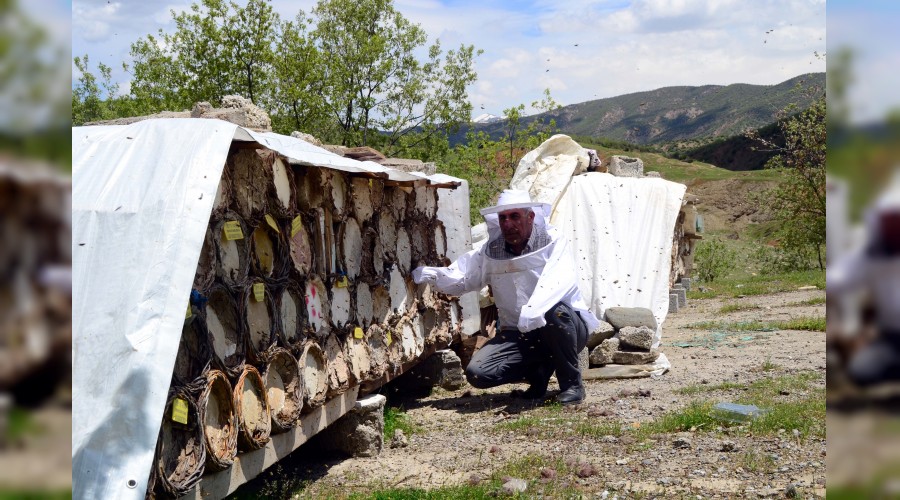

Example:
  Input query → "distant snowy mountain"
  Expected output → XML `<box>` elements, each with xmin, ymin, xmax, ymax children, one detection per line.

<box><xmin>472</xmin><ymin>113</ymin><xmax>501</xmax><ymax>124</ymax></box>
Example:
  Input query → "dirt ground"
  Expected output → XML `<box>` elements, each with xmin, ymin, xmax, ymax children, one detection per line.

<box><xmin>234</xmin><ymin>287</ymin><xmax>826</xmax><ymax>499</ymax></box>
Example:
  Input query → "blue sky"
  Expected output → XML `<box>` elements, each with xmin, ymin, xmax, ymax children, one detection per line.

<box><xmin>828</xmin><ymin>0</ymin><xmax>900</xmax><ymax>123</ymax></box>
<box><xmin>72</xmin><ymin>0</ymin><xmax>826</xmax><ymax>118</ymax></box>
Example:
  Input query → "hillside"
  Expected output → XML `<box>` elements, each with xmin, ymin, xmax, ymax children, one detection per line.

<box><xmin>459</xmin><ymin>73</ymin><xmax>823</xmax><ymax>147</ymax></box>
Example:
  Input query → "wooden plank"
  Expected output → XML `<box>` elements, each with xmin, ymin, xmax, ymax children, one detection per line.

<box><xmin>179</xmin><ymin>386</ymin><xmax>359</xmax><ymax>500</ymax></box>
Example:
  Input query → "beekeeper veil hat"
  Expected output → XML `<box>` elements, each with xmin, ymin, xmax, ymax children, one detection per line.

<box><xmin>480</xmin><ymin>189</ymin><xmax>552</xmax><ymax>243</ymax></box>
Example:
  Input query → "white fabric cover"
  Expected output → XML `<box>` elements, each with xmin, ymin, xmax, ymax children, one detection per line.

<box><xmin>551</xmin><ymin>173</ymin><xmax>687</xmax><ymax>347</ymax></box>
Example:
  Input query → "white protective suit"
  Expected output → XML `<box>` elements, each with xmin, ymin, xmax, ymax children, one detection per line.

<box><xmin>414</xmin><ymin>199</ymin><xmax>600</xmax><ymax>334</ymax></box>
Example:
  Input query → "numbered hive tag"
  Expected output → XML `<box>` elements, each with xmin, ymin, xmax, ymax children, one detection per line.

<box><xmin>336</xmin><ymin>275</ymin><xmax>349</xmax><ymax>288</ymax></box>
<box><xmin>353</xmin><ymin>327</ymin><xmax>364</xmax><ymax>339</ymax></box>
<box><xmin>223</xmin><ymin>220</ymin><xmax>244</xmax><ymax>240</ymax></box>
<box><xmin>253</xmin><ymin>282</ymin><xmax>265</xmax><ymax>302</ymax></box>
<box><xmin>290</xmin><ymin>215</ymin><xmax>303</xmax><ymax>237</ymax></box>
<box><xmin>185</xmin><ymin>304</ymin><xmax>192</xmax><ymax>320</ymax></box>
<box><xmin>265</xmin><ymin>214</ymin><xmax>281</xmax><ymax>233</ymax></box>
<box><xmin>385</xmin><ymin>331</ymin><xmax>392</xmax><ymax>346</ymax></box>
<box><xmin>172</xmin><ymin>398</ymin><xmax>189</xmax><ymax>424</ymax></box>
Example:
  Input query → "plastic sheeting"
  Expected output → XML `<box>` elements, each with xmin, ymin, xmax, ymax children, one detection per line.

<box><xmin>551</xmin><ymin>173</ymin><xmax>687</xmax><ymax>347</ymax></box>
<box><xmin>72</xmin><ymin>118</ymin><xmax>464</xmax><ymax>499</ymax></box>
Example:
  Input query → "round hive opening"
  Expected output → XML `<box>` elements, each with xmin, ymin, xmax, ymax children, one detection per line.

<box><xmin>156</xmin><ymin>392</ymin><xmax>205</xmax><ymax>497</ymax></box>
<box><xmin>330</xmin><ymin>285</ymin><xmax>351</xmax><ymax>328</ymax></box>
<box><xmin>300</xmin><ymin>342</ymin><xmax>327</xmax><ymax>410</ymax></box>
<box><xmin>245</xmin><ymin>284</ymin><xmax>273</xmax><ymax>360</ymax></box>
<box><xmin>288</xmin><ymin>221</ymin><xmax>312</xmax><ymax>276</ymax></box>
<box><xmin>173</xmin><ymin>319</ymin><xmax>209</xmax><ymax>385</ymax></box>
<box><xmin>305</xmin><ymin>278</ymin><xmax>328</xmax><ymax>336</ymax></box>
<box><xmin>215</xmin><ymin>216</ymin><xmax>250</xmax><ymax>287</ymax></box>
<box><xmin>201</xmin><ymin>370</ymin><xmax>236</xmax><ymax>471</ymax></box>
<box><xmin>234</xmin><ymin>366</ymin><xmax>270</xmax><ymax>451</ymax></box>
<box><xmin>206</xmin><ymin>286</ymin><xmax>242</xmax><ymax>374</ymax></box>
<box><xmin>271</xmin><ymin>156</ymin><xmax>293</xmax><ymax>212</ymax></box>
<box><xmin>252</xmin><ymin>226</ymin><xmax>276</xmax><ymax>277</ymax></box>
<box><xmin>265</xmin><ymin>348</ymin><xmax>302</xmax><ymax>432</ymax></box>
<box><xmin>279</xmin><ymin>286</ymin><xmax>304</xmax><ymax>346</ymax></box>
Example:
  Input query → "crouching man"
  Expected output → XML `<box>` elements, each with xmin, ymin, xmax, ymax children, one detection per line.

<box><xmin>412</xmin><ymin>189</ymin><xmax>599</xmax><ymax>405</ymax></box>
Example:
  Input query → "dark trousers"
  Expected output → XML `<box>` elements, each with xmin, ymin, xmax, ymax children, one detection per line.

<box><xmin>848</xmin><ymin>329</ymin><xmax>900</xmax><ymax>387</ymax></box>
<box><xmin>465</xmin><ymin>302</ymin><xmax>588</xmax><ymax>392</ymax></box>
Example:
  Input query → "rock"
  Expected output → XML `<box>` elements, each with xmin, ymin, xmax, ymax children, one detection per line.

<box><xmin>198</xmin><ymin>95</ymin><xmax>272</xmax><ymax>131</ymax></box>
<box><xmin>671</xmin><ymin>287</ymin><xmax>687</xmax><ymax>307</ymax></box>
<box><xmin>785</xmin><ymin>484</ymin><xmax>799</xmax><ymax>498</ymax></box>
<box><xmin>588</xmin><ymin>407</ymin><xmax>612</xmax><ymax>418</ymax></box>
<box><xmin>576</xmin><ymin>464</ymin><xmax>597</xmax><ymax>477</ymax></box>
<box><xmin>600</xmin><ymin>435</ymin><xmax>619</xmax><ymax>443</ymax></box>
<box><xmin>798</xmin><ymin>285</ymin><xmax>818</xmax><ymax>291</ymax></box>
<box><xmin>673</xmin><ymin>436</ymin><xmax>692</xmax><ymax>449</ymax></box>
<box><xmin>390</xmin><ymin>429</ymin><xmax>409</xmax><ymax>449</ymax></box>
<box><xmin>638</xmin><ymin>389</ymin><xmax>651</xmax><ymax>397</ymax></box>
<box><xmin>318</xmin><ymin>394</ymin><xmax>386</xmax><ymax>457</ymax></box>
<box><xmin>645</xmin><ymin>171</ymin><xmax>661</xmax><ymax>178</ymax></box>
<box><xmin>502</xmin><ymin>478</ymin><xmax>528</xmax><ymax>494</ymax></box>
<box><xmin>391</xmin><ymin>349</ymin><xmax>465</xmax><ymax>393</ymax></box>
<box><xmin>590</xmin><ymin>338</ymin><xmax>619</xmax><ymax>365</ymax></box>
<box><xmin>586</xmin><ymin>320</ymin><xmax>616</xmax><ymax>349</ymax></box>
<box><xmin>489</xmin><ymin>445</ymin><xmax>501</xmax><ymax>454</ymax></box>
<box><xmin>681</xmin><ymin>277</ymin><xmax>692</xmax><ymax>291</ymax></box>
<box><xmin>612</xmin><ymin>348</ymin><xmax>660</xmax><ymax>365</ymax></box>
<box><xmin>604</xmin><ymin>307</ymin><xmax>658</xmax><ymax>331</ymax></box>
<box><xmin>468</xmin><ymin>473</ymin><xmax>483</xmax><ymax>485</ymax></box>
<box><xmin>540</xmin><ymin>467</ymin><xmax>557</xmax><ymax>480</ymax></box>
<box><xmin>616</xmin><ymin>326</ymin><xmax>654</xmax><ymax>351</ymax></box>
<box><xmin>290</xmin><ymin>131</ymin><xmax>323</xmax><ymax>147</ymax></box>
<box><xmin>668</xmin><ymin>293</ymin><xmax>680</xmax><ymax>313</ymax></box>
<box><xmin>720</xmin><ymin>440</ymin><xmax>738</xmax><ymax>452</ymax></box>
<box><xmin>608</xmin><ymin>155</ymin><xmax>644</xmax><ymax>177</ymax></box>
<box><xmin>615</xmin><ymin>458</ymin><xmax>629</xmax><ymax>465</ymax></box>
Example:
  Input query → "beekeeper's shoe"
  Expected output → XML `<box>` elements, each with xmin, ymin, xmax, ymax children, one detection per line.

<box><xmin>556</xmin><ymin>385</ymin><xmax>585</xmax><ymax>406</ymax></box>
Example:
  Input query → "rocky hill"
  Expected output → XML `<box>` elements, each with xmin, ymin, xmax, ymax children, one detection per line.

<box><xmin>460</xmin><ymin>73</ymin><xmax>823</xmax><ymax>147</ymax></box>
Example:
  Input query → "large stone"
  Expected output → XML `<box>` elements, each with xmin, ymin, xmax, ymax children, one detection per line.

<box><xmin>672</xmin><ymin>287</ymin><xmax>687</xmax><ymax>307</ymax></box>
<box><xmin>392</xmin><ymin>349</ymin><xmax>466</xmax><ymax>393</ymax></box>
<box><xmin>318</xmin><ymin>393</ymin><xmax>385</xmax><ymax>457</ymax></box>
<box><xmin>589</xmin><ymin>338</ymin><xmax>619</xmax><ymax>366</ymax></box>
<box><xmin>586</xmin><ymin>320</ymin><xmax>616</xmax><ymax>350</ymax></box>
<box><xmin>612</xmin><ymin>348</ymin><xmax>660</xmax><ymax>365</ymax></box>
<box><xmin>604</xmin><ymin>307</ymin><xmax>658</xmax><ymax>331</ymax></box>
<box><xmin>608</xmin><ymin>156</ymin><xmax>644</xmax><ymax>177</ymax></box>
<box><xmin>616</xmin><ymin>326</ymin><xmax>654</xmax><ymax>351</ymax></box>
<box><xmin>668</xmin><ymin>293</ymin><xmax>679</xmax><ymax>314</ymax></box>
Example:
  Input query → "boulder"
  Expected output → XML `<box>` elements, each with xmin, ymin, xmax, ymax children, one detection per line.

<box><xmin>586</xmin><ymin>320</ymin><xmax>616</xmax><ymax>349</ymax></box>
<box><xmin>608</xmin><ymin>156</ymin><xmax>644</xmax><ymax>177</ymax></box>
<box><xmin>604</xmin><ymin>307</ymin><xmax>658</xmax><ymax>331</ymax></box>
<box><xmin>612</xmin><ymin>348</ymin><xmax>660</xmax><ymax>365</ymax></box>
<box><xmin>616</xmin><ymin>326</ymin><xmax>654</xmax><ymax>351</ymax></box>
<box><xmin>589</xmin><ymin>338</ymin><xmax>619</xmax><ymax>366</ymax></box>
<box><xmin>318</xmin><ymin>393</ymin><xmax>385</xmax><ymax>457</ymax></box>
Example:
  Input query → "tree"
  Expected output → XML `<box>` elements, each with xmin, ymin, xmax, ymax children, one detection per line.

<box><xmin>128</xmin><ymin>0</ymin><xmax>279</xmax><ymax>112</ymax></box>
<box><xmin>312</xmin><ymin>0</ymin><xmax>479</xmax><ymax>152</ymax></box>
<box><xmin>753</xmin><ymin>94</ymin><xmax>826</xmax><ymax>269</ymax></box>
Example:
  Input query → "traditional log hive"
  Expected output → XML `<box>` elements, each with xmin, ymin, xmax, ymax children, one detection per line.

<box><xmin>147</xmin><ymin>144</ymin><xmax>461</xmax><ymax>498</ymax></box>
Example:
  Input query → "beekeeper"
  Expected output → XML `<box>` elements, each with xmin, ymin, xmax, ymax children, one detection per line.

<box><xmin>828</xmin><ymin>174</ymin><xmax>900</xmax><ymax>387</ymax></box>
<box><xmin>413</xmin><ymin>189</ymin><xmax>600</xmax><ymax>405</ymax></box>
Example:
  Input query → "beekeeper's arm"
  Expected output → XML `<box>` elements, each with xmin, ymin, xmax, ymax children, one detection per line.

<box><xmin>412</xmin><ymin>248</ymin><xmax>486</xmax><ymax>296</ymax></box>
<box><xmin>827</xmin><ymin>248</ymin><xmax>869</xmax><ymax>296</ymax></box>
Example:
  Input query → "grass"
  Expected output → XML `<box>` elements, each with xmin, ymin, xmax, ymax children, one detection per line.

<box><xmin>788</xmin><ymin>296</ymin><xmax>826</xmax><ymax>307</ymax></box>
<box><xmin>717</xmin><ymin>303</ymin><xmax>760</xmax><ymax>314</ymax></box>
<box><xmin>688</xmin><ymin>269</ymin><xmax>825</xmax><ymax>299</ymax></box>
<box><xmin>4</xmin><ymin>407</ymin><xmax>43</xmax><ymax>442</ymax></box>
<box><xmin>686</xmin><ymin>316</ymin><xmax>825</xmax><ymax>332</ymax></box>
<box><xmin>653</xmin><ymin>370</ymin><xmax>825</xmax><ymax>440</ymax></box>
<box><xmin>0</xmin><ymin>492</ymin><xmax>73</xmax><ymax>500</ymax></box>
<box><xmin>496</xmin><ymin>404</ymin><xmax>622</xmax><ymax>440</ymax></box>
<box><xmin>383</xmin><ymin>406</ymin><xmax>417</xmax><ymax>441</ymax></box>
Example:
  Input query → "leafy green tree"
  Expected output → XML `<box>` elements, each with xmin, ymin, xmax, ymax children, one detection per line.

<box><xmin>753</xmin><ymin>94</ymin><xmax>826</xmax><ymax>269</ymax></box>
<box><xmin>128</xmin><ymin>0</ymin><xmax>279</xmax><ymax>112</ymax></box>
<box><xmin>312</xmin><ymin>0</ymin><xmax>479</xmax><ymax>152</ymax></box>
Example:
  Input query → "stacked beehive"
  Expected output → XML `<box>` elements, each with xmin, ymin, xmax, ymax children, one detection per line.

<box><xmin>148</xmin><ymin>146</ymin><xmax>458</xmax><ymax>498</ymax></box>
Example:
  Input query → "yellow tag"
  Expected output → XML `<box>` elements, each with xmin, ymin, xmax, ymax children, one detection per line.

<box><xmin>265</xmin><ymin>214</ymin><xmax>280</xmax><ymax>233</ymax></box>
<box><xmin>290</xmin><ymin>215</ymin><xmax>303</xmax><ymax>237</ymax></box>
<box><xmin>253</xmin><ymin>282</ymin><xmax>265</xmax><ymax>302</ymax></box>
<box><xmin>385</xmin><ymin>332</ymin><xmax>392</xmax><ymax>346</ymax></box>
<box><xmin>354</xmin><ymin>327</ymin><xmax>364</xmax><ymax>339</ymax></box>
<box><xmin>336</xmin><ymin>276</ymin><xmax>348</xmax><ymax>288</ymax></box>
<box><xmin>368</xmin><ymin>179</ymin><xmax>373</xmax><ymax>187</ymax></box>
<box><xmin>223</xmin><ymin>220</ymin><xmax>244</xmax><ymax>240</ymax></box>
<box><xmin>172</xmin><ymin>398</ymin><xmax>189</xmax><ymax>424</ymax></box>
<box><xmin>185</xmin><ymin>304</ymin><xmax>192</xmax><ymax>319</ymax></box>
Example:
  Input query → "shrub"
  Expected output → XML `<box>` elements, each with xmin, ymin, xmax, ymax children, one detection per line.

<box><xmin>694</xmin><ymin>238</ymin><xmax>736</xmax><ymax>282</ymax></box>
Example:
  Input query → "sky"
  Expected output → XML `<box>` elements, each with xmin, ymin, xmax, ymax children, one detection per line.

<box><xmin>827</xmin><ymin>0</ymin><xmax>900</xmax><ymax>124</ymax></box>
<box><xmin>71</xmin><ymin>0</ymin><xmax>827</xmax><ymax>117</ymax></box>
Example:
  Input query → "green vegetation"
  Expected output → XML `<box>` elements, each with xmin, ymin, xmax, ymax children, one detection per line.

<box><xmin>686</xmin><ymin>316</ymin><xmax>825</xmax><ymax>332</ymax></box>
<box><xmin>717</xmin><ymin>303</ymin><xmax>760</xmax><ymax>314</ymax></box>
<box><xmin>636</xmin><ymin>370</ymin><xmax>824</xmax><ymax>440</ymax></box>
<box><xmin>0</xmin><ymin>492</ymin><xmax>73</xmax><ymax>500</ymax></box>
<box><xmin>383</xmin><ymin>406</ymin><xmax>417</xmax><ymax>441</ymax></box>
<box><xmin>73</xmin><ymin>0</ymin><xmax>480</xmax><ymax>160</ymax></box>
<box><xmin>788</xmin><ymin>296</ymin><xmax>826</xmax><ymax>307</ymax></box>
<box><xmin>4</xmin><ymin>407</ymin><xmax>43</xmax><ymax>442</ymax></box>
<box><xmin>694</xmin><ymin>238</ymin><xmax>737</xmax><ymax>283</ymax></box>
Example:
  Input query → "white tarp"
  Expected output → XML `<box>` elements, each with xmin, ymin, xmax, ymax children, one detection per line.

<box><xmin>552</xmin><ymin>173</ymin><xmax>687</xmax><ymax>347</ymax></box>
<box><xmin>71</xmin><ymin>118</ymin><xmax>465</xmax><ymax>499</ymax></box>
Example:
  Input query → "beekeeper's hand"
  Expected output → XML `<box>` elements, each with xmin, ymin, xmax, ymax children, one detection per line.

<box><xmin>412</xmin><ymin>266</ymin><xmax>437</xmax><ymax>284</ymax></box>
